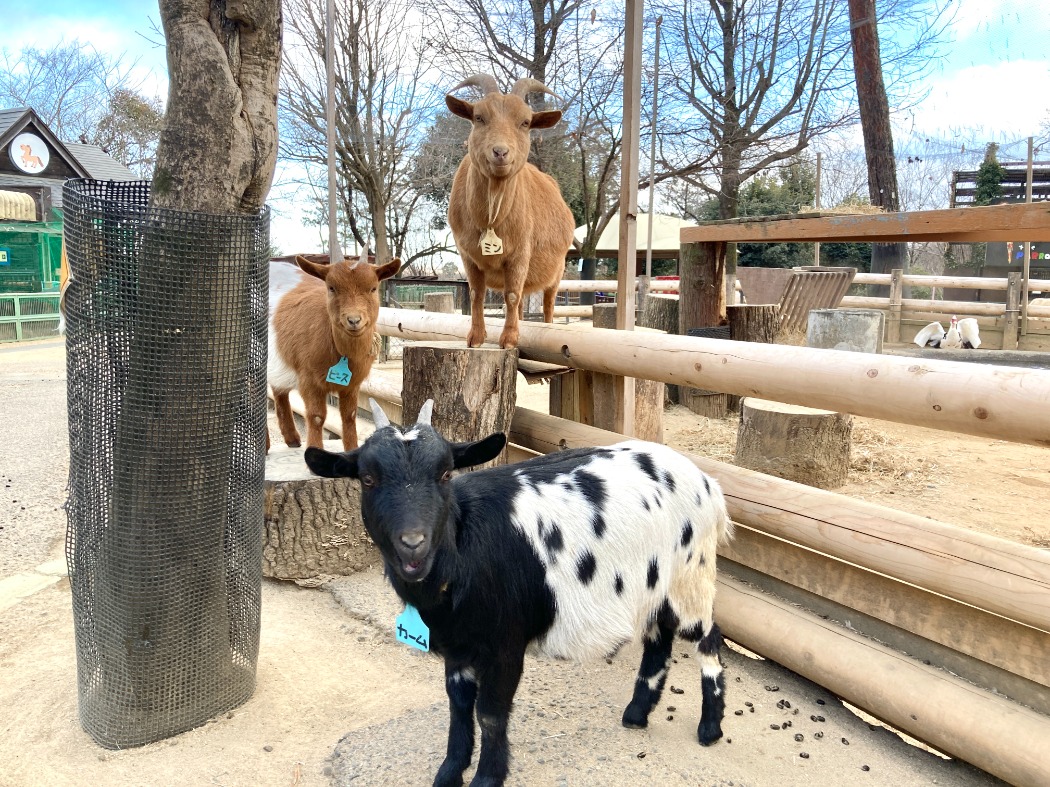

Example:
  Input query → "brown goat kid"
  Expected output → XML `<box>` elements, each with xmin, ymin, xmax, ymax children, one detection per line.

<box><xmin>446</xmin><ymin>75</ymin><xmax>575</xmax><ymax>349</ymax></box>
<box><xmin>268</xmin><ymin>255</ymin><xmax>400</xmax><ymax>451</ymax></box>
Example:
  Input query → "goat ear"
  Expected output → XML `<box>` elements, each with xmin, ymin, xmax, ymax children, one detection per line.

<box><xmin>296</xmin><ymin>255</ymin><xmax>330</xmax><ymax>281</ymax></box>
<box><xmin>376</xmin><ymin>258</ymin><xmax>401</xmax><ymax>281</ymax></box>
<box><xmin>529</xmin><ymin>110</ymin><xmax>562</xmax><ymax>130</ymax></box>
<box><xmin>446</xmin><ymin>94</ymin><xmax>475</xmax><ymax>120</ymax></box>
<box><xmin>451</xmin><ymin>432</ymin><xmax>507</xmax><ymax>469</ymax></box>
<box><xmin>304</xmin><ymin>446</ymin><xmax>359</xmax><ymax>478</ymax></box>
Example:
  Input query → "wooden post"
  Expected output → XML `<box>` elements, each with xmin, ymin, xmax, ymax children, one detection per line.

<box><xmin>887</xmin><ymin>268</ymin><xmax>903</xmax><ymax>342</ymax></box>
<box><xmin>679</xmin><ymin>241</ymin><xmax>727</xmax><ymax>336</ymax></box>
<box><xmin>423</xmin><ymin>291</ymin><xmax>455</xmax><ymax>314</ymax></box>
<box><xmin>402</xmin><ymin>342</ymin><xmax>518</xmax><ymax>468</ymax></box>
<box><xmin>1003</xmin><ymin>272</ymin><xmax>1021</xmax><ymax>350</ymax></box>
<box><xmin>592</xmin><ymin>303</ymin><xmax>663</xmax><ymax>441</ymax></box>
<box><xmin>263</xmin><ymin>444</ymin><xmax>377</xmax><ymax>581</ymax></box>
<box><xmin>735</xmin><ymin>398</ymin><xmax>852</xmax><ymax>489</ymax></box>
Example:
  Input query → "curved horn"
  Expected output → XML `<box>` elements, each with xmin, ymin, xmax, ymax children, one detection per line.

<box><xmin>369</xmin><ymin>398</ymin><xmax>391</xmax><ymax>430</ymax></box>
<box><xmin>450</xmin><ymin>74</ymin><xmax>501</xmax><ymax>96</ymax></box>
<box><xmin>416</xmin><ymin>399</ymin><xmax>435</xmax><ymax>427</ymax></box>
<box><xmin>510</xmin><ymin>77</ymin><xmax>560</xmax><ymax>101</ymax></box>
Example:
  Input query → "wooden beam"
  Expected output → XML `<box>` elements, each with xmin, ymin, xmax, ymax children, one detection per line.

<box><xmin>680</xmin><ymin>202</ymin><xmax>1050</xmax><ymax>244</ymax></box>
<box><xmin>506</xmin><ymin>407</ymin><xmax>1050</xmax><ymax>633</ymax></box>
<box><xmin>721</xmin><ymin>526</ymin><xmax>1050</xmax><ymax>698</ymax></box>
<box><xmin>716</xmin><ymin>576</ymin><xmax>1050</xmax><ymax>787</ymax></box>
<box><xmin>375</xmin><ymin>308</ymin><xmax>1050</xmax><ymax>446</ymax></box>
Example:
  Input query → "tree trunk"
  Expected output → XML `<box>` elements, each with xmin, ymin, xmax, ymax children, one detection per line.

<box><xmin>402</xmin><ymin>343</ymin><xmax>518</xmax><ymax>468</ymax></box>
<box><xmin>679</xmin><ymin>241</ymin><xmax>727</xmax><ymax>334</ymax></box>
<box><xmin>95</xmin><ymin>0</ymin><xmax>282</xmax><ymax>731</ymax></box>
<box><xmin>848</xmin><ymin>0</ymin><xmax>905</xmax><ymax>296</ymax></box>
<box><xmin>152</xmin><ymin>0</ymin><xmax>282</xmax><ymax>213</ymax></box>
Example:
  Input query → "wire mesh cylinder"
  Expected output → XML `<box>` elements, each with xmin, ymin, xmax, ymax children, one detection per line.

<box><xmin>62</xmin><ymin>179</ymin><xmax>267</xmax><ymax>748</ymax></box>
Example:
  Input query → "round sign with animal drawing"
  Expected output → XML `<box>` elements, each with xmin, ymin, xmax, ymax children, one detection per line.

<box><xmin>10</xmin><ymin>133</ymin><xmax>49</xmax><ymax>174</ymax></box>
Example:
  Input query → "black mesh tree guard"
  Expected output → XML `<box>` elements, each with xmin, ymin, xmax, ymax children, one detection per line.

<box><xmin>62</xmin><ymin>179</ymin><xmax>267</xmax><ymax>748</ymax></box>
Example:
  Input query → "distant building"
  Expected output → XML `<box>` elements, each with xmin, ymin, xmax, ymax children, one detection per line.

<box><xmin>0</xmin><ymin>107</ymin><xmax>138</xmax><ymax>340</ymax></box>
<box><xmin>947</xmin><ymin>162</ymin><xmax>1050</xmax><ymax>302</ymax></box>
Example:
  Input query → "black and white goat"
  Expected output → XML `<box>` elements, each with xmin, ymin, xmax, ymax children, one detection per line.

<box><xmin>305</xmin><ymin>400</ymin><xmax>733</xmax><ymax>787</ymax></box>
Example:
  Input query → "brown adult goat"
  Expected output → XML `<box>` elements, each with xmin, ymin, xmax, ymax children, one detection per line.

<box><xmin>446</xmin><ymin>74</ymin><xmax>575</xmax><ymax>349</ymax></box>
<box><xmin>268</xmin><ymin>254</ymin><xmax>400</xmax><ymax>451</ymax></box>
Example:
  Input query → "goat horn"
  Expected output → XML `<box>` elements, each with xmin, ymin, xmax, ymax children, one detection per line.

<box><xmin>451</xmin><ymin>74</ymin><xmax>501</xmax><ymax>96</ymax></box>
<box><xmin>369</xmin><ymin>398</ymin><xmax>391</xmax><ymax>430</ymax></box>
<box><xmin>416</xmin><ymin>399</ymin><xmax>435</xmax><ymax>427</ymax></box>
<box><xmin>510</xmin><ymin>77</ymin><xmax>560</xmax><ymax>101</ymax></box>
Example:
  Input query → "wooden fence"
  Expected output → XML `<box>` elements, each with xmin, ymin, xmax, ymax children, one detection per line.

<box><xmin>354</xmin><ymin>306</ymin><xmax>1050</xmax><ymax>786</ymax></box>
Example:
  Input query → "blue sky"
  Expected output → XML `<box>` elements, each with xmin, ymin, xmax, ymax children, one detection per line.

<box><xmin>4</xmin><ymin>1</ymin><xmax>1049</xmax><ymax>250</ymax></box>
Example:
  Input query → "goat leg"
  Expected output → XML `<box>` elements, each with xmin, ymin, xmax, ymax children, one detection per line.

<box><xmin>272</xmin><ymin>388</ymin><xmax>301</xmax><ymax>448</ymax></box>
<box><xmin>470</xmin><ymin>651</ymin><xmax>524</xmax><ymax>787</ymax></box>
<box><xmin>542</xmin><ymin>285</ymin><xmax>557</xmax><ymax>323</ymax></box>
<box><xmin>338</xmin><ymin>381</ymin><xmax>361</xmax><ymax>450</ymax></box>
<box><xmin>465</xmin><ymin>266</ymin><xmax>488</xmax><ymax>348</ymax></box>
<box><xmin>434</xmin><ymin>661</ymin><xmax>478</xmax><ymax>787</ymax></box>
<box><xmin>300</xmin><ymin>383</ymin><xmax>330</xmax><ymax>450</ymax></box>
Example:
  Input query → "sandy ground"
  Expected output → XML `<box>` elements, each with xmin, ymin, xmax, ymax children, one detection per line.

<box><xmin>1</xmin><ymin>336</ymin><xmax>1043</xmax><ymax>786</ymax></box>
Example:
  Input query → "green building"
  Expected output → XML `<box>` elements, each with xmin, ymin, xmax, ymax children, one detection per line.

<box><xmin>0</xmin><ymin>107</ymin><xmax>137</xmax><ymax>341</ymax></box>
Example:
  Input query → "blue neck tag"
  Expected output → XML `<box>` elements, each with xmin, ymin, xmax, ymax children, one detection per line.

<box><xmin>395</xmin><ymin>604</ymin><xmax>430</xmax><ymax>652</ymax></box>
<box><xmin>326</xmin><ymin>356</ymin><xmax>352</xmax><ymax>386</ymax></box>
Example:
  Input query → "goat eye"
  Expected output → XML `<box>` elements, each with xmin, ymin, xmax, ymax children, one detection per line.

<box><xmin>371</xmin><ymin>287</ymin><xmax>378</xmax><ymax>293</ymax></box>
<box><xmin>521</xmin><ymin>120</ymin><xmax>530</xmax><ymax>128</ymax></box>
<box><xmin>474</xmin><ymin>115</ymin><xmax>484</xmax><ymax>124</ymax></box>
<box><xmin>361</xmin><ymin>474</ymin><xmax>376</xmax><ymax>488</ymax></box>
<box><xmin>441</xmin><ymin>470</ymin><xmax>453</xmax><ymax>483</ymax></box>
<box><xmin>327</xmin><ymin>285</ymin><xmax>335</xmax><ymax>294</ymax></box>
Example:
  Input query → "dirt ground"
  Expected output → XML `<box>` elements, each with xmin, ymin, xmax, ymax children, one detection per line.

<box><xmin>1</xmin><ymin>336</ymin><xmax>1044</xmax><ymax>787</ymax></box>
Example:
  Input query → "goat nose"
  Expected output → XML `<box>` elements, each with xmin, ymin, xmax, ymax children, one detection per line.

<box><xmin>400</xmin><ymin>531</ymin><xmax>426</xmax><ymax>550</ymax></box>
<box><xmin>492</xmin><ymin>146</ymin><xmax>508</xmax><ymax>161</ymax></box>
<box><xmin>346</xmin><ymin>315</ymin><xmax>362</xmax><ymax>329</ymax></box>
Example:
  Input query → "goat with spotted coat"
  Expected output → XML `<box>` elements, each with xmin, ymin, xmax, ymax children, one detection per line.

<box><xmin>305</xmin><ymin>400</ymin><xmax>732</xmax><ymax>787</ymax></box>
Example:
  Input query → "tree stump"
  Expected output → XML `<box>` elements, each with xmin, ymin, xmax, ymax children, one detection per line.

<box><xmin>402</xmin><ymin>343</ymin><xmax>518</xmax><ymax>468</ymax></box>
<box><xmin>728</xmin><ymin>304</ymin><xmax>780</xmax><ymax>343</ymax></box>
<box><xmin>734</xmin><ymin>398</ymin><xmax>853</xmax><ymax>489</ymax></box>
<box><xmin>640</xmin><ymin>293</ymin><xmax>679</xmax><ymax>333</ymax></box>
<box><xmin>423</xmin><ymin>291</ymin><xmax>455</xmax><ymax>314</ymax></box>
<box><xmin>263</xmin><ymin>441</ymin><xmax>378</xmax><ymax>581</ymax></box>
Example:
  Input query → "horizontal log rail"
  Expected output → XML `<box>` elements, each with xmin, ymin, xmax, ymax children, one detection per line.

<box><xmin>842</xmin><ymin>295</ymin><xmax>1050</xmax><ymax>318</ymax></box>
<box><xmin>376</xmin><ymin>307</ymin><xmax>1050</xmax><ymax>446</ymax></box>
<box><xmin>852</xmin><ymin>272</ymin><xmax>1011</xmax><ymax>290</ymax></box>
<box><xmin>680</xmin><ymin>202</ymin><xmax>1050</xmax><ymax>244</ymax></box>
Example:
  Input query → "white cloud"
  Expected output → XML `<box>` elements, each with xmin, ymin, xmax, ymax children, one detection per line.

<box><xmin>899</xmin><ymin>59</ymin><xmax>1050</xmax><ymax>141</ymax></box>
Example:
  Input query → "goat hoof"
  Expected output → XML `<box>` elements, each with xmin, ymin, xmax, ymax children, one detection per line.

<box><xmin>698</xmin><ymin>721</ymin><xmax>724</xmax><ymax>746</ymax></box>
<box><xmin>287</xmin><ymin>438</ymin><xmax>301</xmax><ymax>448</ymax></box>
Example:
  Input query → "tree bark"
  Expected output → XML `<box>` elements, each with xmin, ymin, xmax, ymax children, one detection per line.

<box><xmin>640</xmin><ymin>293</ymin><xmax>679</xmax><ymax>334</ymax></box>
<box><xmin>402</xmin><ymin>343</ymin><xmax>518</xmax><ymax>468</ymax></box>
<box><xmin>152</xmin><ymin>0</ymin><xmax>282</xmax><ymax>213</ymax></box>
<box><xmin>263</xmin><ymin>446</ymin><xmax>378</xmax><ymax>581</ymax></box>
<box><xmin>848</xmin><ymin>0</ymin><xmax>905</xmax><ymax>295</ymax></box>
<box><xmin>727</xmin><ymin>304</ymin><xmax>780</xmax><ymax>344</ymax></box>
<box><xmin>678</xmin><ymin>241</ymin><xmax>727</xmax><ymax>335</ymax></box>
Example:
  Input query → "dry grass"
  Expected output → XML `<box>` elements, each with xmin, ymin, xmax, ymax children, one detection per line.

<box><xmin>664</xmin><ymin>405</ymin><xmax>933</xmax><ymax>487</ymax></box>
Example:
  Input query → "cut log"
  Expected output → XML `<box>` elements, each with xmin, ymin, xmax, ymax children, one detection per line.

<box><xmin>735</xmin><ymin>397</ymin><xmax>852</xmax><ymax>489</ymax></box>
<box><xmin>423</xmin><ymin>291</ymin><xmax>455</xmax><ymax>314</ymax></box>
<box><xmin>263</xmin><ymin>441</ymin><xmax>378</xmax><ymax>581</ymax></box>
<box><xmin>727</xmin><ymin>303</ymin><xmax>780</xmax><ymax>343</ymax></box>
<box><xmin>402</xmin><ymin>342</ymin><xmax>518</xmax><ymax>468</ymax></box>
<box><xmin>640</xmin><ymin>293</ymin><xmax>679</xmax><ymax>333</ymax></box>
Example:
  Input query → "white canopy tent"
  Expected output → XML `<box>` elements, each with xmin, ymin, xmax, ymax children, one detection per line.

<box><xmin>573</xmin><ymin>213</ymin><xmax>698</xmax><ymax>259</ymax></box>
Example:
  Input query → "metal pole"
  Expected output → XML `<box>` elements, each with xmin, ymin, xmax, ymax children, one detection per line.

<box><xmin>814</xmin><ymin>151</ymin><xmax>822</xmax><ymax>267</ymax></box>
<box><xmin>644</xmin><ymin>16</ymin><xmax>662</xmax><ymax>280</ymax></box>
<box><xmin>1022</xmin><ymin>136</ymin><xmax>1033</xmax><ymax>335</ymax></box>
<box><xmin>326</xmin><ymin>0</ymin><xmax>343</xmax><ymax>262</ymax></box>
